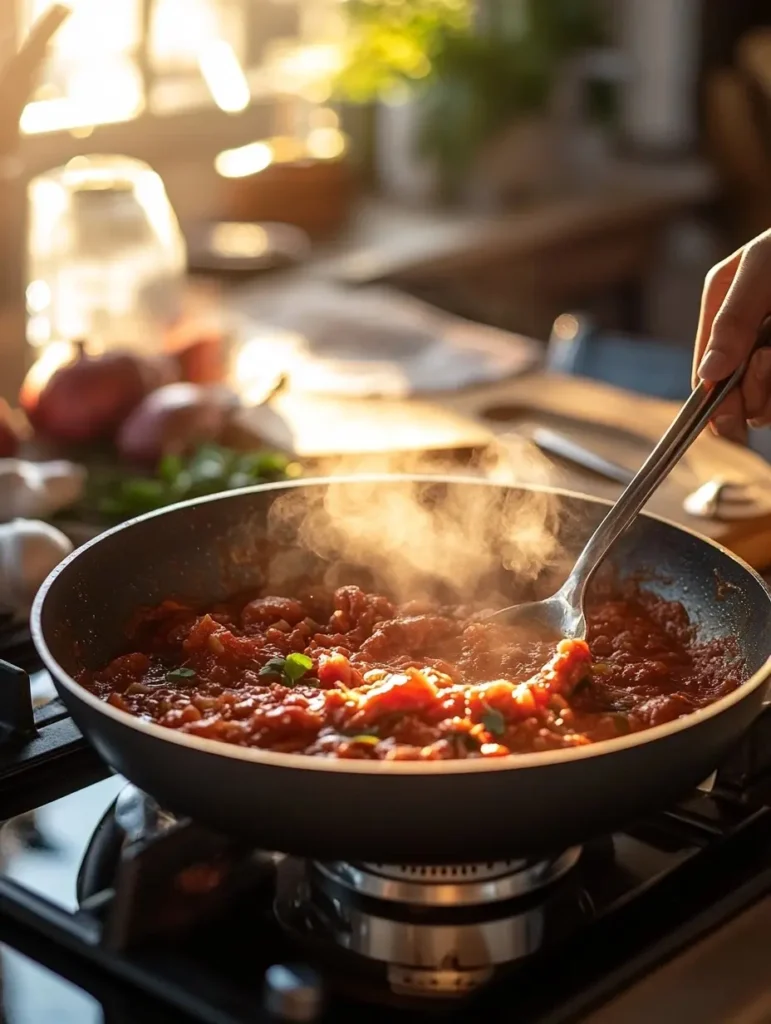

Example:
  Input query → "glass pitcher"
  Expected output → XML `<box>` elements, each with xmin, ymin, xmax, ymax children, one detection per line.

<box><xmin>26</xmin><ymin>154</ymin><xmax>187</xmax><ymax>355</ymax></box>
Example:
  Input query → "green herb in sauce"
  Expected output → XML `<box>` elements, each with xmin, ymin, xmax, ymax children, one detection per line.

<box><xmin>165</xmin><ymin>666</ymin><xmax>196</xmax><ymax>683</ymax></box>
<box><xmin>480</xmin><ymin>704</ymin><xmax>506</xmax><ymax>737</ymax></box>
<box><xmin>259</xmin><ymin>653</ymin><xmax>313</xmax><ymax>687</ymax></box>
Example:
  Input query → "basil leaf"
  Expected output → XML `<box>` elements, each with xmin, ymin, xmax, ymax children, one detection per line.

<box><xmin>188</xmin><ymin>445</ymin><xmax>231</xmax><ymax>484</ymax></box>
<box><xmin>259</xmin><ymin>653</ymin><xmax>313</xmax><ymax>687</ymax></box>
<box><xmin>284</xmin><ymin>652</ymin><xmax>313</xmax><ymax>683</ymax></box>
<box><xmin>158</xmin><ymin>453</ymin><xmax>183</xmax><ymax>485</ymax></box>
<box><xmin>259</xmin><ymin>657</ymin><xmax>289</xmax><ymax>678</ymax></box>
<box><xmin>481</xmin><ymin>705</ymin><xmax>506</xmax><ymax>738</ymax></box>
<box><xmin>166</xmin><ymin>666</ymin><xmax>196</xmax><ymax>683</ymax></box>
<box><xmin>237</xmin><ymin>451</ymin><xmax>290</xmax><ymax>479</ymax></box>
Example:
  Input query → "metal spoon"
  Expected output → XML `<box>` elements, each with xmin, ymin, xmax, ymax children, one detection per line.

<box><xmin>488</xmin><ymin>318</ymin><xmax>771</xmax><ymax>642</ymax></box>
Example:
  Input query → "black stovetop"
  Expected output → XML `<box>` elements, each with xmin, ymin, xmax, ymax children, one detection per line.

<box><xmin>1</xmin><ymin>640</ymin><xmax>771</xmax><ymax>1024</ymax></box>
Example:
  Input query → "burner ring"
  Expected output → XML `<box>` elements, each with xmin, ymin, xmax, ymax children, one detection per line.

<box><xmin>364</xmin><ymin>861</ymin><xmax>527</xmax><ymax>882</ymax></box>
<box><xmin>315</xmin><ymin>848</ymin><xmax>581</xmax><ymax>907</ymax></box>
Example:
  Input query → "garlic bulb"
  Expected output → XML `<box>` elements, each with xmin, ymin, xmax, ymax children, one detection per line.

<box><xmin>0</xmin><ymin>460</ymin><xmax>86</xmax><ymax>521</ymax></box>
<box><xmin>0</xmin><ymin>520</ymin><xmax>73</xmax><ymax>618</ymax></box>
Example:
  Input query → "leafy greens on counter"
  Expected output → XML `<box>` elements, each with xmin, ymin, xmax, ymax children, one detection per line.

<box><xmin>66</xmin><ymin>444</ymin><xmax>301</xmax><ymax>523</ymax></box>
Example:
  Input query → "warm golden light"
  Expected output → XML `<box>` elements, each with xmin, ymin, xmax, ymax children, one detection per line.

<box><xmin>214</xmin><ymin>141</ymin><xmax>274</xmax><ymax>178</ymax></box>
<box><xmin>199</xmin><ymin>40</ymin><xmax>251</xmax><ymax>113</ymax></box>
<box><xmin>271</xmin><ymin>43</ymin><xmax>342</xmax><ymax>91</ymax></box>
<box><xmin>232</xmin><ymin>330</ymin><xmax>298</xmax><ymax>405</ymax></box>
<box><xmin>21</xmin><ymin>62</ymin><xmax>143</xmax><ymax>134</ymax></box>
<box><xmin>306</xmin><ymin>127</ymin><xmax>347</xmax><ymax>160</ymax></box>
<box><xmin>149</xmin><ymin>0</ymin><xmax>220</xmax><ymax>70</ymax></box>
<box><xmin>19</xmin><ymin>1</ymin><xmax>347</xmax><ymax>134</ymax></box>
<box><xmin>26</xmin><ymin>280</ymin><xmax>52</xmax><ymax>315</ymax></box>
<box><xmin>210</xmin><ymin>223</ymin><xmax>269</xmax><ymax>259</ymax></box>
<box><xmin>268</xmin><ymin>136</ymin><xmax>307</xmax><ymax>163</ymax></box>
<box><xmin>20</xmin><ymin>0</ymin><xmax>143</xmax><ymax>134</ymax></box>
<box><xmin>20</xmin><ymin>341</ymin><xmax>75</xmax><ymax>403</ymax></box>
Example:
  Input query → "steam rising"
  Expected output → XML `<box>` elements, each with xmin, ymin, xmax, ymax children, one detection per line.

<box><xmin>263</xmin><ymin>437</ymin><xmax>574</xmax><ymax>605</ymax></box>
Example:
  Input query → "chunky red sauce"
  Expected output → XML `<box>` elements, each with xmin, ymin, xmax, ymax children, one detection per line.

<box><xmin>79</xmin><ymin>584</ymin><xmax>745</xmax><ymax>760</ymax></box>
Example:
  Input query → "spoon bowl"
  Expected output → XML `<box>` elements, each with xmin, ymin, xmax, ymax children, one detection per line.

<box><xmin>494</xmin><ymin>591</ymin><xmax>584</xmax><ymax>644</ymax></box>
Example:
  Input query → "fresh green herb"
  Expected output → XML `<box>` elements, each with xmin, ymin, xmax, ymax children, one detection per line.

<box><xmin>349</xmin><ymin>734</ymin><xmax>380</xmax><ymax>747</ymax></box>
<box><xmin>64</xmin><ymin>444</ymin><xmax>302</xmax><ymax>525</ymax></box>
<box><xmin>166</xmin><ymin>666</ymin><xmax>197</xmax><ymax>683</ymax></box>
<box><xmin>259</xmin><ymin>657</ymin><xmax>290</xmax><ymax>679</ymax></box>
<box><xmin>480</xmin><ymin>704</ymin><xmax>506</xmax><ymax>738</ymax></box>
<box><xmin>284</xmin><ymin>652</ymin><xmax>313</xmax><ymax>683</ymax></box>
<box><xmin>158</xmin><ymin>453</ymin><xmax>183</xmax><ymax>484</ymax></box>
<box><xmin>259</xmin><ymin>653</ymin><xmax>314</xmax><ymax>687</ymax></box>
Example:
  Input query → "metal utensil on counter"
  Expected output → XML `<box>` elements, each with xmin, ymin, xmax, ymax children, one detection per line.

<box><xmin>530</xmin><ymin>427</ymin><xmax>634</xmax><ymax>485</ymax></box>
<box><xmin>682</xmin><ymin>478</ymin><xmax>753</xmax><ymax>519</ymax></box>
<box><xmin>489</xmin><ymin>317</ymin><xmax>771</xmax><ymax>642</ymax></box>
<box><xmin>531</xmin><ymin>427</ymin><xmax>750</xmax><ymax>520</ymax></box>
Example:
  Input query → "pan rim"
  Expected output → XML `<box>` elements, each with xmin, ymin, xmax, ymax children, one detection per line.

<box><xmin>31</xmin><ymin>474</ymin><xmax>771</xmax><ymax>776</ymax></box>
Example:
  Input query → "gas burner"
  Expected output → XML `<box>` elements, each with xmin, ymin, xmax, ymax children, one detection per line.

<box><xmin>316</xmin><ymin>851</ymin><xmax>581</xmax><ymax>907</ymax></box>
<box><xmin>278</xmin><ymin>850</ymin><xmax>585</xmax><ymax>999</ymax></box>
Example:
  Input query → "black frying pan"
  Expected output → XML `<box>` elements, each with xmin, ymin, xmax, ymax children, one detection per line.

<box><xmin>31</xmin><ymin>477</ymin><xmax>771</xmax><ymax>863</ymax></box>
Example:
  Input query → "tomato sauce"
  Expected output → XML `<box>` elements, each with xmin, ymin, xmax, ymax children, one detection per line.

<box><xmin>79</xmin><ymin>584</ymin><xmax>745</xmax><ymax>760</ymax></box>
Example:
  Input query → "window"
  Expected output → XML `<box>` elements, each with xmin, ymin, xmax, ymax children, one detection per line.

<box><xmin>18</xmin><ymin>0</ymin><xmax>344</xmax><ymax>137</ymax></box>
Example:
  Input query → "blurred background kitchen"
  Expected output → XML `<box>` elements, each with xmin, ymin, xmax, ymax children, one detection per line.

<box><xmin>2</xmin><ymin>0</ymin><xmax>771</xmax><ymax>581</ymax></box>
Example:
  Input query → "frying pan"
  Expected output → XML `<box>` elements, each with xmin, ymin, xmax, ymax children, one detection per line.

<box><xmin>31</xmin><ymin>476</ymin><xmax>771</xmax><ymax>863</ymax></box>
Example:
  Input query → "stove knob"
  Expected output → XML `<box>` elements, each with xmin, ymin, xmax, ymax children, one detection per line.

<box><xmin>263</xmin><ymin>964</ymin><xmax>323</xmax><ymax>1022</ymax></box>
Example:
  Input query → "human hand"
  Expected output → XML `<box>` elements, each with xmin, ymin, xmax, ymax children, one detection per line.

<box><xmin>693</xmin><ymin>229</ymin><xmax>771</xmax><ymax>443</ymax></box>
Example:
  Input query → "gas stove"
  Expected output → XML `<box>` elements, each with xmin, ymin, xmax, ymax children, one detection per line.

<box><xmin>2</xmin><ymin>637</ymin><xmax>771</xmax><ymax>1023</ymax></box>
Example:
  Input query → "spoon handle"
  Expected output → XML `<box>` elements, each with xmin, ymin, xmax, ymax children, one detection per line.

<box><xmin>563</xmin><ymin>316</ymin><xmax>771</xmax><ymax>606</ymax></box>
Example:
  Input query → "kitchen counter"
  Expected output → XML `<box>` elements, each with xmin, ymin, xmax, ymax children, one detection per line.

<box><xmin>588</xmin><ymin>896</ymin><xmax>771</xmax><ymax>1024</ymax></box>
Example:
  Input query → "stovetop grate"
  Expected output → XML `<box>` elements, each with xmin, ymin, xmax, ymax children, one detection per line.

<box><xmin>1</xmin><ymin>780</ymin><xmax>769</xmax><ymax>1024</ymax></box>
<box><xmin>0</xmin><ymin>651</ymin><xmax>107</xmax><ymax>818</ymax></box>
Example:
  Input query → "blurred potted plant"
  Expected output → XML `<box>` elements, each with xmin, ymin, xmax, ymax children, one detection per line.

<box><xmin>334</xmin><ymin>0</ymin><xmax>470</xmax><ymax>203</ymax></box>
<box><xmin>335</xmin><ymin>0</ymin><xmax>609</xmax><ymax>204</ymax></box>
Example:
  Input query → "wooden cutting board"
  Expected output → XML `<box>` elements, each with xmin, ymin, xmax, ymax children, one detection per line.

<box><xmin>453</xmin><ymin>372</ymin><xmax>771</xmax><ymax>569</ymax></box>
<box><xmin>232</xmin><ymin>371</ymin><xmax>771</xmax><ymax>571</ymax></box>
<box><xmin>230</xmin><ymin>391</ymin><xmax>493</xmax><ymax>459</ymax></box>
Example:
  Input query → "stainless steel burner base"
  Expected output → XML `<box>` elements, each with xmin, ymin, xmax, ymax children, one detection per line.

<box><xmin>316</xmin><ymin>894</ymin><xmax>548</xmax><ymax>972</ymax></box>
<box><xmin>303</xmin><ymin>851</ymin><xmax>582</xmax><ymax>997</ymax></box>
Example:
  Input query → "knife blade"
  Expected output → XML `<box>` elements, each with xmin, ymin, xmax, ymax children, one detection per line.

<box><xmin>530</xmin><ymin>427</ymin><xmax>635</xmax><ymax>486</ymax></box>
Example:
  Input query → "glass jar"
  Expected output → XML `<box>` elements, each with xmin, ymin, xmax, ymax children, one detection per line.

<box><xmin>26</xmin><ymin>155</ymin><xmax>187</xmax><ymax>355</ymax></box>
